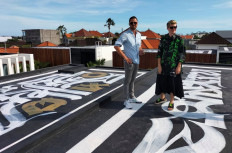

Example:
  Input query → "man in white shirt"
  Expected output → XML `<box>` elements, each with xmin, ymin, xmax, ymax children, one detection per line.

<box><xmin>114</xmin><ymin>16</ymin><xmax>144</xmax><ymax>109</ymax></box>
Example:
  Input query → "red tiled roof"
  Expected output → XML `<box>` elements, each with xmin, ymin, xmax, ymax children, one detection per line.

<box><xmin>0</xmin><ymin>48</ymin><xmax>19</xmax><ymax>53</ymax></box>
<box><xmin>102</xmin><ymin>32</ymin><xmax>116</xmax><ymax>37</ymax></box>
<box><xmin>140</xmin><ymin>31</ymin><xmax>146</xmax><ymax>36</ymax></box>
<box><xmin>181</xmin><ymin>35</ymin><xmax>194</xmax><ymax>39</ymax></box>
<box><xmin>141</xmin><ymin>40</ymin><xmax>153</xmax><ymax>49</ymax></box>
<box><xmin>37</xmin><ymin>41</ymin><xmax>57</xmax><ymax>47</ymax></box>
<box><xmin>147</xmin><ymin>39</ymin><xmax>160</xmax><ymax>49</ymax></box>
<box><xmin>195</xmin><ymin>32</ymin><xmax>231</xmax><ymax>44</ymax></box>
<box><xmin>89</xmin><ymin>31</ymin><xmax>103</xmax><ymax>37</ymax></box>
<box><xmin>74</xmin><ymin>29</ymin><xmax>93</xmax><ymax>37</ymax></box>
<box><xmin>141</xmin><ymin>29</ymin><xmax>161</xmax><ymax>39</ymax></box>
<box><xmin>9</xmin><ymin>45</ymin><xmax>19</xmax><ymax>48</ymax></box>
<box><xmin>65</xmin><ymin>33</ymin><xmax>73</xmax><ymax>38</ymax></box>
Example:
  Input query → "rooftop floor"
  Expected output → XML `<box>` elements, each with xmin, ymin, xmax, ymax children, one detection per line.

<box><xmin>0</xmin><ymin>64</ymin><xmax>231</xmax><ymax>153</ymax></box>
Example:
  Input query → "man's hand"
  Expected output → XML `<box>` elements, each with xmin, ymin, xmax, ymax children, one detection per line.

<box><xmin>139</xmin><ymin>49</ymin><xmax>145</xmax><ymax>55</ymax></box>
<box><xmin>125</xmin><ymin>57</ymin><xmax>132</xmax><ymax>64</ymax></box>
<box><xmin>158</xmin><ymin>66</ymin><xmax>162</xmax><ymax>74</ymax></box>
<box><xmin>175</xmin><ymin>66</ymin><xmax>181</xmax><ymax>74</ymax></box>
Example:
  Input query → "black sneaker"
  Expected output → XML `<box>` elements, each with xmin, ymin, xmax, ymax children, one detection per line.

<box><xmin>168</xmin><ymin>102</ymin><xmax>174</xmax><ymax>111</ymax></box>
<box><xmin>155</xmin><ymin>98</ymin><xmax>167</xmax><ymax>104</ymax></box>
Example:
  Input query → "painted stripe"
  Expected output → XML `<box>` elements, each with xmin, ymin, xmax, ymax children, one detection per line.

<box><xmin>0</xmin><ymin>69</ymin><xmax>146</xmax><ymax>85</ymax></box>
<box><xmin>89</xmin><ymin>68</ymin><xmax>146</xmax><ymax>74</ymax></box>
<box><xmin>67</xmin><ymin>83</ymin><xmax>156</xmax><ymax>153</ymax></box>
<box><xmin>0</xmin><ymin>72</ymin><xmax>145</xmax><ymax>153</ymax></box>
<box><xmin>0</xmin><ymin>71</ymin><xmax>57</xmax><ymax>85</ymax></box>
<box><xmin>183</xmin><ymin>65</ymin><xmax>232</xmax><ymax>70</ymax></box>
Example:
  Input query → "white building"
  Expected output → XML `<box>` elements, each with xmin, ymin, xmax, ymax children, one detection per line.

<box><xmin>195</xmin><ymin>32</ymin><xmax>231</xmax><ymax>50</ymax></box>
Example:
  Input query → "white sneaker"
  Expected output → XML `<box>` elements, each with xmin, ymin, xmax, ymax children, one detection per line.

<box><xmin>124</xmin><ymin>100</ymin><xmax>133</xmax><ymax>109</ymax></box>
<box><xmin>129</xmin><ymin>97</ymin><xmax>142</xmax><ymax>103</ymax></box>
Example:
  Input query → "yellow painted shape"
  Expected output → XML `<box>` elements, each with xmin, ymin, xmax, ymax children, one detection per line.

<box><xmin>22</xmin><ymin>98</ymin><xmax>67</xmax><ymax>116</ymax></box>
<box><xmin>82</xmin><ymin>72</ymin><xmax>107</xmax><ymax>78</ymax></box>
<box><xmin>71</xmin><ymin>83</ymin><xmax>109</xmax><ymax>92</ymax></box>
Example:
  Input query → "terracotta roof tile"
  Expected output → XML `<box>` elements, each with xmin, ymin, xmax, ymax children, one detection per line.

<box><xmin>141</xmin><ymin>29</ymin><xmax>161</xmax><ymax>39</ymax></box>
<box><xmin>195</xmin><ymin>32</ymin><xmax>231</xmax><ymax>44</ymax></box>
<box><xmin>89</xmin><ymin>31</ymin><xmax>103</xmax><ymax>37</ymax></box>
<box><xmin>102</xmin><ymin>32</ymin><xmax>116</xmax><ymax>37</ymax></box>
<box><xmin>0</xmin><ymin>48</ymin><xmax>19</xmax><ymax>53</ymax></box>
<box><xmin>147</xmin><ymin>39</ymin><xmax>160</xmax><ymax>49</ymax></box>
<box><xmin>141</xmin><ymin>40</ymin><xmax>153</xmax><ymax>49</ymax></box>
<box><xmin>9</xmin><ymin>45</ymin><xmax>19</xmax><ymax>48</ymax></box>
<box><xmin>140</xmin><ymin>31</ymin><xmax>146</xmax><ymax>36</ymax></box>
<box><xmin>74</xmin><ymin>29</ymin><xmax>93</xmax><ymax>37</ymax></box>
<box><xmin>37</xmin><ymin>41</ymin><xmax>57</xmax><ymax>47</ymax></box>
<box><xmin>181</xmin><ymin>35</ymin><xmax>194</xmax><ymax>39</ymax></box>
<box><xmin>65</xmin><ymin>33</ymin><xmax>73</xmax><ymax>38</ymax></box>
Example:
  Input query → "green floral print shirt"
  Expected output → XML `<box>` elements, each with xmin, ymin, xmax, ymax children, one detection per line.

<box><xmin>157</xmin><ymin>34</ymin><xmax>186</xmax><ymax>75</ymax></box>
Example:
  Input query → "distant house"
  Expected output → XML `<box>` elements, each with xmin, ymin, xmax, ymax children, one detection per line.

<box><xmin>89</xmin><ymin>31</ymin><xmax>103</xmax><ymax>37</ymax></box>
<box><xmin>74</xmin><ymin>29</ymin><xmax>93</xmax><ymax>38</ymax></box>
<box><xmin>181</xmin><ymin>35</ymin><xmax>196</xmax><ymax>49</ymax></box>
<box><xmin>22</xmin><ymin>29</ymin><xmax>60</xmax><ymax>46</ymax></box>
<box><xmin>140</xmin><ymin>29</ymin><xmax>160</xmax><ymax>49</ymax></box>
<box><xmin>195</xmin><ymin>32</ymin><xmax>231</xmax><ymax>49</ymax></box>
<box><xmin>192</xmin><ymin>32</ymin><xmax>208</xmax><ymax>38</ymax></box>
<box><xmin>141</xmin><ymin>40</ymin><xmax>153</xmax><ymax>49</ymax></box>
<box><xmin>140</xmin><ymin>29</ymin><xmax>161</xmax><ymax>39</ymax></box>
<box><xmin>68</xmin><ymin>38</ymin><xmax>101</xmax><ymax>46</ymax></box>
<box><xmin>99</xmin><ymin>32</ymin><xmax>116</xmax><ymax>45</ymax></box>
<box><xmin>118</xmin><ymin>28</ymin><xmax>160</xmax><ymax>49</ymax></box>
<box><xmin>181</xmin><ymin>35</ymin><xmax>194</xmax><ymax>40</ymax></box>
<box><xmin>216</xmin><ymin>30</ymin><xmax>232</xmax><ymax>43</ymax></box>
<box><xmin>37</xmin><ymin>41</ymin><xmax>57</xmax><ymax>47</ymax></box>
<box><xmin>146</xmin><ymin>39</ymin><xmax>160</xmax><ymax>49</ymax></box>
<box><xmin>0</xmin><ymin>45</ymin><xmax>19</xmax><ymax>53</ymax></box>
<box><xmin>102</xmin><ymin>32</ymin><xmax>116</xmax><ymax>38</ymax></box>
<box><xmin>65</xmin><ymin>33</ymin><xmax>73</xmax><ymax>38</ymax></box>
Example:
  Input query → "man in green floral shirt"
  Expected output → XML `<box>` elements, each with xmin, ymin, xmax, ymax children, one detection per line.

<box><xmin>155</xmin><ymin>20</ymin><xmax>186</xmax><ymax>111</ymax></box>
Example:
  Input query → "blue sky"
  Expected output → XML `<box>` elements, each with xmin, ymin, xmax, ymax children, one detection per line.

<box><xmin>0</xmin><ymin>0</ymin><xmax>232</xmax><ymax>36</ymax></box>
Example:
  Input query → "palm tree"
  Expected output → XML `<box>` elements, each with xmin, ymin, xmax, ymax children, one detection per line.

<box><xmin>104</xmin><ymin>18</ymin><xmax>115</xmax><ymax>33</ymax></box>
<box><xmin>57</xmin><ymin>25</ymin><xmax>67</xmax><ymax>44</ymax></box>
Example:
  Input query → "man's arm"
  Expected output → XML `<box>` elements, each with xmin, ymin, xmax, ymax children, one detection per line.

<box><xmin>157</xmin><ymin>37</ymin><xmax>164</xmax><ymax>74</ymax></box>
<box><xmin>157</xmin><ymin>58</ymin><xmax>162</xmax><ymax>74</ymax></box>
<box><xmin>139</xmin><ymin>46</ymin><xmax>145</xmax><ymax>55</ymax></box>
<box><xmin>176</xmin><ymin>38</ymin><xmax>186</xmax><ymax>74</ymax></box>
<box><xmin>114</xmin><ymin>46</ymin><xmax>132</xmax><ymax>64</ymax></box>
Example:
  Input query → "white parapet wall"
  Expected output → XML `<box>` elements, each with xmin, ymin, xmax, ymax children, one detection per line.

<box><xmin>0</xmin><ymin>54</ymin><xmax>35</xmax><ymax>76</ymax></box>
<box><xmin>95</xmin><ymin>45</ymin><xmax>124</xmax><ymax>67</ymax></box>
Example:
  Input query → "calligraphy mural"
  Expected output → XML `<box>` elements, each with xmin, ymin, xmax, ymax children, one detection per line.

<box><xmin>133</xmin><ymin>69</ymin><xmax>226</xmax><ymax>153</ymax></box>
<box><xmin>0</xmin><ymin>70</ymin><xmax>124</xmax><ymax>136</ymax></box>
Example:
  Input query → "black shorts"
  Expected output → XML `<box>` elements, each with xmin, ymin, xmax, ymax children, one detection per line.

<box><xmin>155</xmin><ymin>74</ymin><xmax>184</xmax><ymax>98</ymax></box>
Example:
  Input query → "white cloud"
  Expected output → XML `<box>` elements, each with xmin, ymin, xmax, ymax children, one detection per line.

<box><xmin>0</xmin><ymin>0</ymin><xmax>143</xmax><ymax>36</ymax></box>
<box><xmin>138</xmin><ymin>18</ymin><xmax>232</xmax><ymax>35</ymax></box>
<box><xmin>213</xmin><ymin>1</ymin><xmax>232</xmax><ymax>8</ymax></box>
<box><xmin>0</xmin><ymin>0</ymin><xmax>141</xmax><ymax>17</ymax></box>
<box><xmin>0</xmin><ymin>14</ymin><xmax>125</xmax><ymax>36</ymax></box>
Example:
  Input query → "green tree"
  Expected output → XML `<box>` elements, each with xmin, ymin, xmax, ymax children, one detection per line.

<box><xmin>104</xmin><ymin>18</ymin><xmax>115</xmax><ymax>33</ymax></box>
<box><xmin>57</xmin><ymin>25</ymin><xmax>67</xmax><ymax>44</ymax></box>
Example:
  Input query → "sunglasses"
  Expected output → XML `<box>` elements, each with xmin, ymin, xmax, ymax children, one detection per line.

<box><xmin>169</xmin><ymin>26</ymin><xmax>177</xmax><ymax>29</ymax></box>
<box><xmin>130</xmin><ymin>22</ymin><xmax>137</xmax><ymax>25</ymax></box>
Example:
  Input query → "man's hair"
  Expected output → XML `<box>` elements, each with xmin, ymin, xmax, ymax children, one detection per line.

<box><xmin>167</xmin><ymin>20</ymin><xmax>177</xmax><ymax>28</ymax></box>
<box><xmin>129</xmin><ymin>16</ymin><xmax>138</xmax><ymax>22</ymax></box>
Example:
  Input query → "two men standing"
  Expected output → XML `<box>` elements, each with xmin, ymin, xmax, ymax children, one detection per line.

<box><xmin>114</xmin><ymin>17</ymin><xmax>185</xmax><ymax>110</ymax></box>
